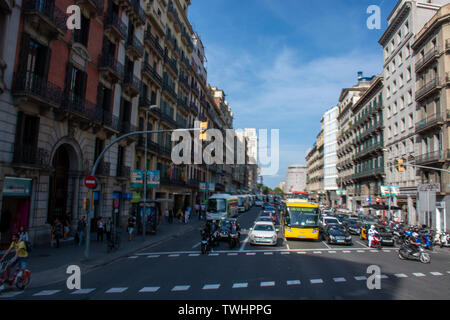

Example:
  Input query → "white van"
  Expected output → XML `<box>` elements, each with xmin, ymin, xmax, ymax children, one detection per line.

<box><xmin>207</xmin><ymin>194</ymin><xmax>239</xmax><ymax>221</ymax></box>
<box><xmin>236</xmin><ymin>195</ymin><xmax>246</xmax><ymax>213</ymax></box>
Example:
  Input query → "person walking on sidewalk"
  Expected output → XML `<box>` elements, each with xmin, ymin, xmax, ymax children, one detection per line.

<box><xmin>195</xmin><ymin>203</ymin><xmax>200</xmax><ymax>220</ymax></box>
<box><xmin>177</xmin><ymin>208</ymin><xmax>183</xmax><ymax>224</ymax></box>
<box><xmin>105</xmin><ymin>217</ymin><xmax>112</xmax><ymax>241</ymax></box>
<box><xmin>184</xmin><ymin>207</ymin><xmax>190</xmax><ymax>224</ymax></box>
<box><xmin>97</xmin><ymin>217</ymin><xmax>104</xmax><ymax>242</ymax></box>
<box><xmin>51</xmin><ymin>219</ymin><xmax>63</xmax><ymax>248</ymax></box>
<box><xmin>128</xmin><ymin>215</ymin><xmax>135</xmax><ymax>241</ymax></box>
<box><xmin>77</xmin><ymin>216</ymin><xmax>86</xmax><ymax>246</ymax></box>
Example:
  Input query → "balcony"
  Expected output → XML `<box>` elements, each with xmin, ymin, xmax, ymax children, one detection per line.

<box><xmin>178</xmin><ymin>73</ymin><xmax>190</xmax><ymax>92</ymax></box>
<box><xmin>12</xmin><ymin>71</ymin><xmax>63</xmax><ymax>109</ymax></box>
<box><xmin>181</xmin><ymin>27</ymin><xmax>194</xmax><ymax>52</ymax></box>
<box><xmin>22</xmin><ymin>0</ymin><xmax>66</xmax><ymax>40</ymax></box>
<box><xmin>415</xmin><ymin>113</ymin><xmax>444</xmax><ymax>133</ymax></box>
<box><xmin>167</xmin><ymin>0</ymin><xmax>182</xmax><ymax>33</ymax></box>
<box><xmin>125</xmin><ymin>36</ymin><xmax>144</xmax><ymax>60</ymax></box>
<box><xmin>158</xmin><ymin>144</ymin><xmax>172</xmax><ymax>157</ymax></box>
<box><xmin>415</xmin><ymin>48</ymin><xmax>439</xmax><ymax>73</ymax></box>
<box><xmin>190</xmin><ymin>102</ymin><xmax>199</xmax><ymax>115</ymax></box>
<box><xmin>75</xmin><ymin>0</ymin><xmax>103</xmax><ymax>17</ymax></box>
<box><xmin>142</xmin><ymin>63</ymin><xmax>162</xmax><ymax>87</ymax></box>
<box><xmin>136</xmin><ymin>136</ymin><xmax>160</xmax><ymax>154</ymax></box>
<box><xmin>352</xmin><ymin>167</ymin><xmax>385</xmax><ymax>180</ymax></box>
<box><xmin>416</xmin><ymin>78</ymin><xmax>441</xmax><ymax>101</ymax></box>
<box><xmin>130</xmin><ymin>0</ymin><xmax>146</xmax><ymax>26</ymax></box>
<box><xmin>164</xmin><ymin>53</ymin><xmax>178</xmax><ymax>76</ymax></box>
<box><xmin>98</xmin><ymin>54</ymin><xmax>124</xmax><ymax>83</ymax></box>
<box><xmin>97</xmin><ymin>161</ymin><xmax>111</xmax><ymax>176</ymax></box>
<box><xmin>13</xmin><ymin>145</ymin><xmax>49</xmax><ymax>168</ymax></box>
<box><xmin>144</xmin><ymin>31</ymin><xmax>164</xmax><ymax>57</ymax></box>
<box><xmin>354</xmin><ymin>141</ymin><xmax>384</xmax><ymax>160</ymax></box>
<box><xmin>180</xmin><ymin>55</ymin><xmax>192</xmax><ymax>72</ymax></box>
<box><xmin>160</xmin><ymin>112</ymin><xmax>177</xmax><ymax>128</ymax></box>
<box><xmin>415</xmin><ymin>150</ymin><xmax>445</xmax><ymax>165</ymax></box>
<box><xmin>122</xmin><ymin>73</ymin><xmax>140</xmax><ymax>97</ymax></box>
<box><xmin>177</xmin><ymin>98</ymin><xmax>189</xmax><ymax>115</ymax></box>
<box><xmin>102</xmin><ymin>110</ymin><xmax>121</xmax><ymax>133</ymax></box>
<box><xmin>103</xmin><ymin>11</ymin><xmax>127</xmax><ymax>41</ymax></box>
<box><xmin>191</xmin><ymin>84</ymin><xmax>200</xmax><ymax>97</ymax></box>
<box><xmin>63</xmin><ymin>92</ymin><xmax>103</xmax><ymax>124</ymax></box>
<box><xmin>162</xmin><ymin>82</ymin><xmax>177</xmax><ymax>102</ymax></box>
<box><xmin>116</xmin><ymin>165</ymin><xmax>131</xmax><ymax>180</ymax></box>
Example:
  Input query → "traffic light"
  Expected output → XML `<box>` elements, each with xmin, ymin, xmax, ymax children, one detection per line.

<box><xmin>397</xmin><ymin>159</ymin><xmax>405</xmax><ymax>172</ymax></box>
<box><xmin>199</xmin><ymin>121</ymin><xmax>208</xmax><ymax>141</ymax></box>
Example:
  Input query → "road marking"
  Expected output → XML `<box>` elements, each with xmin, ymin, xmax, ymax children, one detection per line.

<box><xmin>354</xmin><ymin>276</ymin><xmax>367</xmax><ymax>281</ymax></box>
<box><xmin>430</xmin><ymin>272</ymin><xmax>443</xmax><ymax>276</ymax></box>
<box><xmin>382</xmin><ymin>250</ymin><xmax>391</xmax><ymax>253</ymax></box>
<box><xmin>286</xmin><ymin>243</ymin><xmax>290</xmax><ymax>250</ymax></box>
<box><xmin>228</xmin><ymin>253</ymin><xmax>238</xmax><ymax>256</ymax></box>
<box><xmin>322</xmin><ymin>241</ymin><xmax>331</xmax><ymax>249</ymax></box>
<box><xmin>71</xmin><ymin>288</ymin><xmax>95</xmax><ymax>294</ymax></box>
<box><xmin>264</xmin><ymin>252</ymin><xmax>273</xmax><ymax>255</ymax></box>
<box><xmin>232</xmin><ymin>283</ymin><xmax>248</xmax><ymax>289</ymax></box>
<box><xmin>333</xmin><ymin>277</ymin><xmax>346</xmax><ymax>283</ymax></box>
<box><xmin>357</xmin><ymin>241</ymin><xmax>369</xmax><ymax>248</ymax></box>
<box><xmin>139</xmin><ymin>287</ymin><xmax>160</xmax><ymax>293</ymax></box>
<box><xmin>33</xmin><ymin>290</ymin><xmax>61</xmax><ymax>296</ymax></box>
<box><xmin>188</xmin><ymin>253</ymin><xmax>200</xmax><ymax>257</ymax></box>
<box><xmin>313</xmin><ymin>251</ymin><xmax>322</xmax><ymax>254</ymax></box>
<box><xmin>343</xmin><ymin>251</ymin><xmax>351</xmax><ymax>253</ymax></box>
<box><xmin>280</xmin><ymin>252</ymin><xmax>290</xmax><ymax>255</ymax></box>
<box><xmin>297</xmin><ymin>252</ymin><xmax>306</xmax><ymax>254</ymax></box>
<box><xmin>192</xmin><ymin>242</ymin><xmax>201</xmax><ymax>249</ymax></box>
<box><xmin>376</xmin><ymin>274</ymin><xmax>389</xmax><ymax>279</ymax></box>
<box><xmin>0</xmin><ymin>291</ymin><xmax>23</xmax><ymax>298</ymax></box>
<box><xmin>128</xmin><ymin>256</ymin><xmax>138</xmax><ymax>259</ymax></box>
<box><xmin>328</xmin><ymin>251</ymin><xmax>337</xmax><ymax>253</ymax></box>
<box><xmin>310</xmin><ymin>279</ymin><xmax>323</xmax><ymax>284</ymax></box>
<box><xmin>286</xmin><ymin>280</ymin><xmax>301</xmax><ymax>286</ymax></box>
<box><xmin>168</xmin><ymin>254</ymin><xmax>180</xmax><ymax>257</ymax></box>
<box><xmin>106</xmin><ymin>287</ymin><xmax>128</xmax><ymax>294</ymax></box>
<box><xmin>260</xmin><ymin>281</ymin><xmax>275</xmax><ymax>287</ymax></box>
<box><xmin>202</xmin><ymin>284</ymin><xmax>220</xmax><ymax>290</ymax></box>
<box><xmin>357</xmin><ymin>250</ymin><xmax>365</xmax><ymax>253</ymax></box>
<box><xmin>246</xmin><ymin>252</ymin><xmax>256</xmax><ymax>256</ymax></box>
<box><xmin>147</xmin><ymin>255</ymin><xmax>160</xmax><ymax>258</ymax></box>
<box><xmin>394</xmin><ymin>274</ymin><xmax>408</xmax><ymax>278</ymax></box>
<box><xmin>239</xmin><ymin>235</ymin><xmax>249</xmax><ymax>252</ymax></box>
<box><xmin>208</xmin><ymin>253</ymin><xmax>219</xmax><ymax>256</ymax></box>
<box><xmin>413</xmin><ymin>273</ymin><xmax>426</xmax><ymax>277</ymax></box>
<box><xmin>370</xmin><ymin>250</ymin><xmax>378</xmax><ymax>253</ymax></box>
<box><xmin>172</xmin><ymin>285</ymin><xmax>190</xmax><ymax>292</ymax></box>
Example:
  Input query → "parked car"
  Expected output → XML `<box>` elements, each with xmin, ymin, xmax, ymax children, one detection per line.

<box><xmin>323</xmin><ymin>224</ymin><xmax>353</xmax><ymax>245</ymax></box>
<box><xmin>249</xmin><ymin>221</ymin><xmax>278</xmax><ymax>246</ymax></box>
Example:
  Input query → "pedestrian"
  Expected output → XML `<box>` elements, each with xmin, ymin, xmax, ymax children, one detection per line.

<box><xmin>184</xmin><ymin>207</ymin><xmax>190</xmax><ymax>224</ymax></box>
<box><xmin>128</xmin><ymin>214</ymin><xmax>135</xmax><ymax>241</ymax></box>
<box><xmin>164</xmin><ymin>209</ymin><xmax>169</xmax><ymax>224</ymax></box>
<box><xmin>97</xmin><ymin>217</ymin><xmax>104</xmax><ymax>242</ymax></box>
<box><xmin>105</xmin><ymin>217</ymin><xmax>112</xmax><ymax>241</ymax></box>
<box><xmin>177</xmin><ymin>208</ymin><xmax>183</xmax><ymax>223</ymax></box>
<box><xmin>63</xmin><ymin>220</ymin><xmax>70</xmax><ymax>240</ymax></box>
<box><xmin>195</xmin><ymin>203</ymin><xmax>200</xmax><ymax>219</ymax></box>
<box><xmin>51</xmin><ymin>219</ymin><xmax>63</xmax><ymax>248</ymax></box>
<box><xmin>77</xmin><ymin>216</ymin><xmax>86</xmax><ymax>246</ymax></box>
<box><xmin>18</xmin><ymin>226</ymin><xmax>29</xmax><ymax>242</ymax></box>
<box><xmin>201</xmin><ymin>203</ymin><xmax>206</xmax><ymax>220</ymax></box>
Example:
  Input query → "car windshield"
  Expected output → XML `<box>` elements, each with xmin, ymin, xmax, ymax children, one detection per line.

<box><xmin>329</xmin><ymin>225</ymin><xmax>346</xmax><ymax>232</ymax></box>
<box><xmin>258</xmin><ymin>217</ymin><xmax>273</xmax><ymax>222</ymax></box>
<box><xmin>220</xmin><ymin>221</ymin><xmax>231</xmax><ymax>230</ymax></box>
<box><xmin>254</xmin><ymin>224</ymin><xmax>274</xmax><ymax>231</ymax></box>
<box><xmin>325</xmin><ymin>218</ymin><xmax>339</xmax><ymax>224</ymax></box>
<box><xmin>207</xmin><ymin>199</ymin><xmax>227</xmax><ymax>213</ymax></box>
<box><xmin>285</xmin><ymin>207</ymin><xmax>319</xmax><ymax>228</ymax></box>
<box><xmin>346</xmin><ymin>220</ymin><xmax>360</xmax><ymax>226</ymax></box>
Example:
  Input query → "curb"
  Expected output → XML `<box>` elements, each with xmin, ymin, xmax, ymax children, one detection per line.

<box><xmin>28</xmin><ymin>222</ymin><xmax>203</xmax><ymax>289</ymax></box>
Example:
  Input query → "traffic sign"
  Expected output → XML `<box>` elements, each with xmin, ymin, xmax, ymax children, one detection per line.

<box><xmin>113</xmin><ymin>198</ymin><xmax>119</xmax><ymax>209</ymax></box>
<box><xmin>84</xmin><ymin>176</ymin><xmax>97</xmax><ymax>189</ymax></box>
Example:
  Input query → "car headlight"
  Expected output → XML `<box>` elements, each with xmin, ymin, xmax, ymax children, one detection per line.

<box><xmin>330</xmin><ymin>235</ymin><xmax>335</xmax><ymax>240</ymax></box>
<box><xmin>272</xmin><ymin>235</ymin><xmax>277</xmax><ymax>240</ymax></box>
<box><xmin>346</xmin><ymin>236</ymin><xmax>352</xmax><ymax>240</ymax></box>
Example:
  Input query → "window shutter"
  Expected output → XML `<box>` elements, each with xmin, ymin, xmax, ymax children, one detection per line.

<box><xmin>14</xmin><ymin>111</ymin><xmax>24</xmax><ymax>146</ymax></box>
<box><xmin>64</xmin><ymin>62</ymin><xmax>73</xmax><ymax>94</ymax></box>
<box><xmin>96</xmin><ymin>83</ymin><xmax>104</xmax><ymax>108</ymax></box>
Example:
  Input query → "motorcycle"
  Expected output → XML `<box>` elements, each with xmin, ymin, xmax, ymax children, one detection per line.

<box><xmin>439</xmin><ymin>232</ymin><xmax>450</xmax><ymax>248</ymax></box>
<box><xmin>369</xmin><ymin>233</ymin><xmax>382</xmax><ymax>249</ymax></box>
<box><xmin>210</xmin><ymin>231</ymin><xmax>220</xmax><ymax>247</ymax></box>
<box><xmin>229</xmin><ymin>232</ymin><xmax>240</xmax><ymax>249</ymax></box>
<box><xmin>0</xmin><ymin>259</ymin><xmax>31</xmax><ymax>290</ymax></box>
<box><xmin>419</xmin><ymin>232</ymin><xmax>434</xmax><ymax>251</ymax></box>
<box><xmin>200</xmin><ymin>230</ymin><xmax>211</xmax><ymax>254</ymax></box>
<box><xmin>398</xmin><ymin>244</ymin><xmax>431</xmax><ymax>264</ymax></box>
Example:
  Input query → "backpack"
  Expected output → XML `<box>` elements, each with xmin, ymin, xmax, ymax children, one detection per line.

<box><xmin>24</xmin><ymin>241</ymin><xmax>32</xmax><ymax>253</ymax></box>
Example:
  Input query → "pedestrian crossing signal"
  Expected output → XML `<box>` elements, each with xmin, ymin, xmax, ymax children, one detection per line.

<box><xmin>200</xmin><ymin>122</ymin><xmax>208</xmax><ymax>141</ymax></box>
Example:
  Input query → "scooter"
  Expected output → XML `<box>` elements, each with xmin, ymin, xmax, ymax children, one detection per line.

<box><xmin>419</xmin><ymin>233</ymin><xmax>434</xmax><ymax>251</ymax></box>
<box><xmin>398</xmin><ymin>244</ymin><xmax>431</xmax><ymax>264</ymax></box>
<box><xmin>229</xmin><ymin>232</ymin><xmax>240</xmax><ymax>249</ymax></box>
<box><xmin>200</xmin><ymin>230</ymin><xmax>211</xmax><ymax>254</ymax></box>
<box><xmin>436</xmin><ymin>232</ymin><xmax>450</xmax><ymax>248</ymax></box>
<box><xmin>369</xmin><ymin>233</ymin><xmax>382</xmax><ymax>249</ymax></box>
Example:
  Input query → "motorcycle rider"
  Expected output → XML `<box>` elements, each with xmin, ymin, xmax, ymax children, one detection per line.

<box><xmin>407</xmin><ymin>232</ymin><xmax>422</xmax><ymax>255</ymax></box>
<box><xmin>368</xmin><ymin>225</ymin><xmax>378</xmax><ymax>248</ymax></box>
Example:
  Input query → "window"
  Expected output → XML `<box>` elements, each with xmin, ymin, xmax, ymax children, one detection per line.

<box><xmin>14</xmin><ymin>112</ymin><xmax>40</xmax><ymax>163</ymax></box>
<box><xmin>408</xmin><ymin>113</ymin><xmax>413</xmax><ymax>128</ymax></box>
<box><xmin>96</xmin><ymin>84</ymin><xmax>112</xmax><ymax>112</ymax></box>
<box><xmin>73</xmin><ymin>13</ymin><xmax>90</xmax><ymax>47</ymax></box>
<box><xmin>406</xmin><ymin>66</ymin><xmax>411</xmax><ymax>81</ymax></box>
<box><xmin>401</xmin><ymin>118</ymin><xmax>405</xmax><ymax>132</ymax></box>
<box><xmin>18</xmin><ymin>34</ymin><xmax>51</xmax><ymax>82</ymax></box>
<box><xmin>65</xmin><ymin>65</ymin><xmax>87</xmax><ymax>101</ymax></box>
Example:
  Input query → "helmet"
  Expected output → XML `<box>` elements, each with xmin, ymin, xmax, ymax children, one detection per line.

<box><xmin>370</xmin><ymin>225</ymin><xmax>376</xmax><ymax>230</ymax></box>
<box><xmin>413</xmin><ymin>232</ymin><xmax>419</xmax><ymax>238</ymax></box>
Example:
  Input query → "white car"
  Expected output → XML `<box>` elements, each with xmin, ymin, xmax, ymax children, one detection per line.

<box><xmin>255</xmin><ymin>200</ymin><xmax>264</xmax><ymax>207</ymax></box>
<box><xmin>249</xmin><ymin>221</ymin><xmax>278</xmax><ymax>246</ymax></box>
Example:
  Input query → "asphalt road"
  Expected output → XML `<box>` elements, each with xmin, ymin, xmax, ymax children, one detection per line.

<box><xmin>2</xmin><ymin>205</ymin><xmax>450</xmax><ymax>300</ymax></box>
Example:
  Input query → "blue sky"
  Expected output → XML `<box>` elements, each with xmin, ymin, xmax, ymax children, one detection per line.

<box><xmin>188</xmin><ymin>0</ymin><xmax>397</xmax><ymax>189</ymax></box>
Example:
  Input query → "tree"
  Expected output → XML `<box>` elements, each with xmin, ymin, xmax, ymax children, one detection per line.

<box><xmin>273</xmin><ymin>187</ymin><xmax>283</xmax><ymax>196</ymax></box>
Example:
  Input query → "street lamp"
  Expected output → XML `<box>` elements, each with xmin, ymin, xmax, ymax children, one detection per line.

<box><xmin>143</xmin><ymin>105</ymin><xmax>159</xmax><ymax>241</ymax></box>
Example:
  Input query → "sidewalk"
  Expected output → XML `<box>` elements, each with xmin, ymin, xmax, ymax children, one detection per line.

<box><xmin>13</xmin><ymin>218</ymin><xmax>204</xmax><ymax>289</ymax></box>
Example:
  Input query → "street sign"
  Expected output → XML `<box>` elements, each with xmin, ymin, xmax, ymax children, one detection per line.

<box><xmin>418</xmin><ymin>184</ymin><xmax>440</xmax><ymax>192</ymax></box>
<box><xmin>365</xmin><ymin>197</ymin><xmax>371</xmax><ymax>203</ymax></box>
<box><xmin>84</xmin><ymin>176</ymin><xmax>97</xmax><ymax>189</ymax></box>
<box><xmin>113</xmin><ymin>198</ymin><xmax>119</xmax><ymax>209</ymax></box>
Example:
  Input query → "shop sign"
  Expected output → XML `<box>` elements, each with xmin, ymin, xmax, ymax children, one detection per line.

<box><xmin>131</xmin><ymin>170</ymin><xmax>160</xmax><ymax>189</ymax></box>
<box><xmin>3</xmin><ymin>177</ymin><xmax>32</xmax><ymax>197</ymax></box>
<box><xmin>208</xmin><ymin>183</ymin><xmax>215</xmax><ymax>192</ymax></box>
<box><xmin>132</xmin><ymin>191</ymin><xmax>141</xmax><ymax>204</ymax></box>
<box><xmin>199</xmin><ymin>182</ymin><xmax>207</xmax><ymax>192</ymax></box>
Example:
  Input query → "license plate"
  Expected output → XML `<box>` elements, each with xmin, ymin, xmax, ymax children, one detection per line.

<box><xmin>337</xmin><ymin>240</ymin><xmax>345</xmax><ymax>243</ymax></box>
<box><xmin>298</xmin><ymin>235</ymin><xmax>305</xmax><ymax>238</ymax></box>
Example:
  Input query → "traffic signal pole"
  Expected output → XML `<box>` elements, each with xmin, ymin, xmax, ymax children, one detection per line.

<box><xmin>84</xmin><ymin>127</ymin><xmax>203</xmax><ymax>259</ymax></box>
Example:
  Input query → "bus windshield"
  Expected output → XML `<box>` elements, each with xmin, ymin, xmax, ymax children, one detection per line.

<box><xmin>287</xmin><ymin>193</ymin><xmax>309</xmax><ymax>201</ymax></box>
<box><xmin>285</xmin><ymin>207</ymin><xmax>319</xmax><ymax>228</ymax></box>
<box><xmin>207</xmin><ymin>199</ymin><xmax>227</xmax><ymax>213</ymax></box>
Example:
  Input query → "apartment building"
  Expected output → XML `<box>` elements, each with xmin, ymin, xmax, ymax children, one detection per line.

<box><xmin>284</xmin><ymin>164</ymin><xmax>307</xmax><ymax>194</ymax></box>
<box><xmin>323</xmin><ymin>106</ymin><xmax>339</xmax><ymax>207</ymax></box>
<box><xmin>351</xmin><ymin>76</ymin><xmax>386</xmax><ymax>211</ymax></box>
<box><xmin>378</xmin><ymin>0</ymin><xmax>447</xmax><ymax>224</ymax></box>
<box><xmin>336</xmin><ymin>75</ymin><xmax>373</xmax><ymax>209</ymax></box>
<box><xmin>412</xmin><ymin>3</ymin><xmax>450</xmax><ymax>232</ymax></box>
<box><xmin>305</xmin><ymin>123</ymin><xmax>325</xmax><ymax>204</ymax></box>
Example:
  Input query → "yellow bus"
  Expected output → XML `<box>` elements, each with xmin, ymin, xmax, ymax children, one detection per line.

<box><xmin>283</xmin><ymin>200</ymin><xmax>320</xmax><ymax>240</ymax></box>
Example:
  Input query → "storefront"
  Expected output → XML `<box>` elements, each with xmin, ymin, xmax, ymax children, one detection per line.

<box><xmin>0</xmin><ymin>177</ymin><xmax>32</xmax><ymax>248</ymax></box>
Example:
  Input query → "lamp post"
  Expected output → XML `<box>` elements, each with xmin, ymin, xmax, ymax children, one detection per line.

<box><xmin>143</xmin><ymin>105</ymin><xmax>159</xmax><ymax>241</ymax></box>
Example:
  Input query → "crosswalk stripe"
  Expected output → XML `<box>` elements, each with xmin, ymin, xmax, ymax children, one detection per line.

<box><xmin>202</xmin><ymin>284</ymin><xmax>220</xmax><ymax>290</ymax></box>
<box><xmin>33</xmin><ymin>290</ymin><xmax>61</xmax><ymax>296</ymax></box>
<box><xmin>106</xmin><ymin>287</ymin><xmax>128</xmax><ymax>293</ymax></box>
<box><xmin>228</xmin><ymin>253</ymin><xmax>238</xmax><ymax>256</ymax></box>
<box><xmin>0</xmin><ymin>291</ymin><xmax>23</xmax><ymax>298</ymax></box>
<box><xmin>280</xmin><ymin>252</ymin><xmax>290</xmax><ymax>255</ymax></box>
<box><xmin>71</xmin><ymin>288</ymin><xmax>95</xmax><ymax>294</ymax></box>
<box><xmin>413</xmin><ymin>273</ymin><xmax>425</xmax><ymax>277</ymax></box>
<box><xmin>264</xmin><ymin>252</ymin><xmax>273</xmax><ymax>255</ymax></box>
<box><xmin>313</xmin><ymin>251</ymin><xmax>322</xmax><ymax>254</ymax></box>
<box><xmin>260</xmin><ymin>281</ymin><xmax>275</xmax><ymax>287</ymax></box>
<box><xmin>357</xmin><ymin>250</ymin><xmax>365</xmax><ymax>253</ymax></box>
<box><xmin>333</xmin><ymin>277</ymin><xmax>346</xmax><ymax>282</ymax></box>
<box><xmin>370</xmin><ymin>250</ymin><xmax>378</xmax><ymax>253</ymax></box>
<box><xmin>139</xmin><ymin>287</ymin><xmax>160</xmax><ymax>293</ymax></box>
<box><xmin>394</xmin><ymin>274</ymin><xmax>408</xmax><ymax>278</ymax></box>
<box><xmin>168</xmin><ymin>254</ymin><xmax>180</xmax><ymax>257</ymax></box>
<box><xmin>188</xmin><ymin>254</ymin><xmax>200</xmax><ymax>257</ymax></box>
<box><xmin>310</xmin><ymin>279</ymin><xmax>323</xmax><ymax>284</ymax></box>
<box><xmin>128</xmin><ymin>256</ymin><xmax>138</xmax><ymax>259</ymax></box>
<box><xmin>328</xmin><ymin>251</ymin><xmax>337</xmax><ymax>253</ymax></box>
<box><xmin>246</xmin><ymin>253</ymin><xmax>256</xmax><ymax>256</ymax></box>
<box><xmin>430</xmin><ymin>272</ymin><xmax>443</xmax><ymax>276</ymax></box>
<box><xmin>297</xmin><ymin>252</ymin><xmax>306</xmax><ymax>254</ymax></box>
<box><xmin>382</xmin><ymin>250</ymin><xmax>391</xmax><ymax>253</ymax></box>
<box><xmin>286</xmin><ymin>280</ymin><xmax>301</xmax><ymax>286</ymax></box>
<box><xmin>232</xmin><ymin>283</ymin><xmax>248</xmax><ymax>288</ymax></box>
<box><xmin>208</xmin><ymin>253</ymin><xmax>219</xmax><ymax>256</ymax></box>
<box><xmin>354</xmin><ymin>276</ymin><xmax>367</xmax><ymax>281</ymax></box>
<box><xmin>147</xmin><ymin>255</ymin><xmax>160</xmax><ymax>258</ymax></box>
<box><xmin>172</xmin><ymin>285</ymin><xmax>190</xmax><ymax>292</ymax></box>
<box><xmin>343</xmin><ymin>251</ymin><xmax>351</xmax><ymax>253</ymax></box>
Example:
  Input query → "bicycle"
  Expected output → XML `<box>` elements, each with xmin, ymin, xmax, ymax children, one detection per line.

<box><xmin>0</xmin><ymin>259</ymin><xmax>31</xmax><ymax>290</ymax></box>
